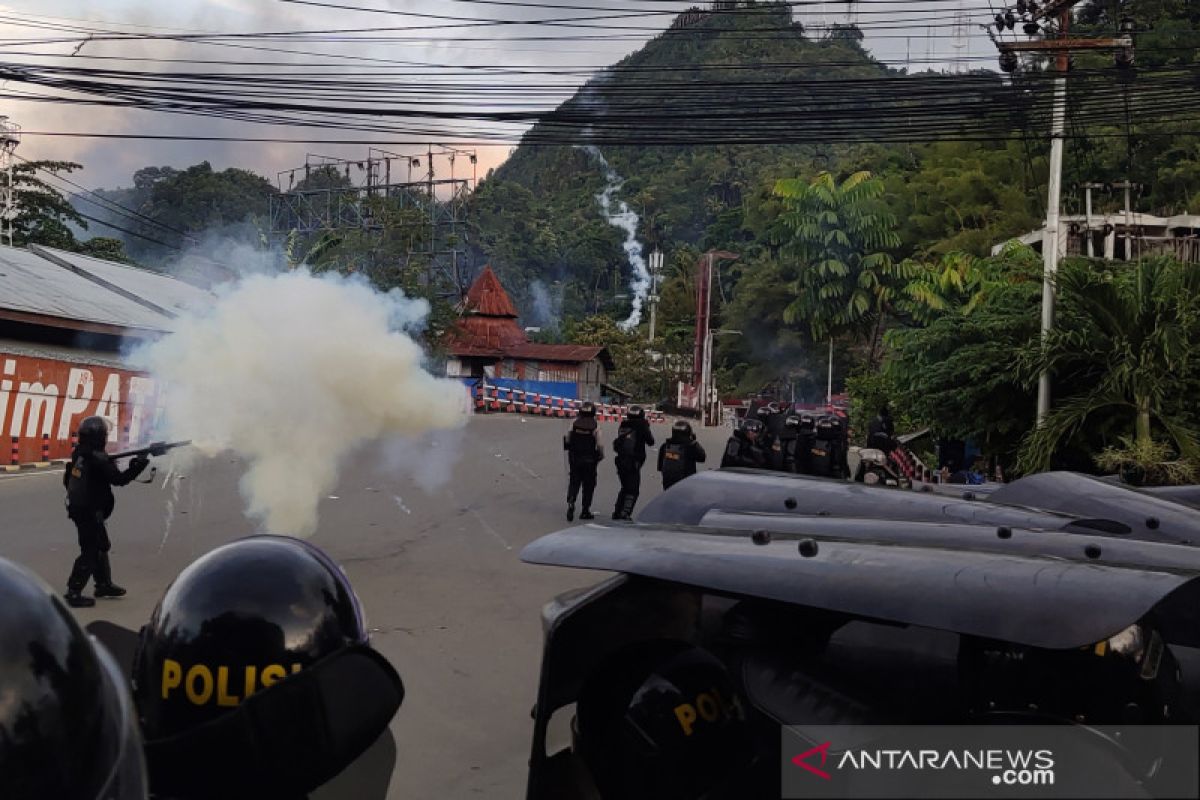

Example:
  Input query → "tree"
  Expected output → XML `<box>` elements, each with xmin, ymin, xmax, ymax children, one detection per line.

<box><xmin>1018</xmin><ymin>257</ymin><xmax>1200</xmax><ymax>473</ymax></box>
<box><xmin>2</xmin><ymin>160</ymin><xmax>86</xmax><ymax>249</ymax></box>
<box><xmin>883</xmin><ymin>244</ymin><xmax>1044</xmax><ymax>467</ymax></box>
<box><xmin>565</xmin><ymin>315</ymin><xmax>660</xmax><ymax>399</ymax></box>
<box><xmin>77</xmin><ymin>237</ymin><xmax>131</xmax><ymax>263</ymax></box>
<box><xmin>896</xmin><ymin>243</ymin><xmax>1038</xmax><ymax>324</ymax></box>
<box><xmin>772</xmin><ymin>171</ymin><xmax>907</xmax><ymax>343</ymax></box>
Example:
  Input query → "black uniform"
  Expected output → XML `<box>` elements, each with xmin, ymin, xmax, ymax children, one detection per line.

<box><xmin>613</xmin><ymin>416</ymin><xmax>655</xmax><ymax>520</ymax></box>
<box><xmin>867</xmin><ymin>409</ymin><xmax>896</xmax><ymax>452</ymax></box>
<box><xmin>564</xmin><ymin>416</ymin><xmax>603</xmax><ymax>519</ymax></box>
<box><xmin>770</xmin><ymin>416</ymin><xmax>802</xmax><ymax>472</ymax></box>
<box><xmin>809</xmin><ymin>415</ymin><xmax>849</xmax><ymax>478</ymax></box>
<box><xmin>657</xmin><ymin>430</ymin><xmax>707</xmax><ymax>490</ymax></box>
<box><xmin>63</xmin><ymin>445</ymin><xmax>147</xmax><ymax>602</ymax></box>
<box><xmin>720</xmin><ymin>428</ymin><xmax>768</xmax><ymax>469</ymax></box>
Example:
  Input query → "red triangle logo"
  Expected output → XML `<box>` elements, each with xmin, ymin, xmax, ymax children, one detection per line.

<box><xmin>791</xmin><ymin>741</ymin><xmax>833</xmax><ymax>780</ymax></box>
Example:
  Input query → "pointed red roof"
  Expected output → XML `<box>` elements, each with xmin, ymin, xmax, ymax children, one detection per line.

<box><xmin>464</xmin><ymin>265</ymin><xmax>518</xmax><ymax>318</ymax></box>
<box><xmin>450</xmin><ymin>265</ymin><xmax>526</xmax><ymax>355</ymax></box>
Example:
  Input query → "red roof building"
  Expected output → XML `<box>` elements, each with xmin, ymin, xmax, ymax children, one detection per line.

<box><xmin>446</xmin><ymin>266</ymin><xmax>614</xmax><ymax>401</ymax></box>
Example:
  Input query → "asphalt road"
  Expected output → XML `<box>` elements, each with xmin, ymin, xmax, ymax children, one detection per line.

<box><xmin>0</xmin><ymin>413</ymin><xmax>730</xmax><ymax>798</ymax></box>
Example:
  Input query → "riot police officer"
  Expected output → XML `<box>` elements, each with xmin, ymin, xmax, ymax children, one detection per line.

<box><xmin>810</xmin><ymin>415</ymin><xmax>849</xmax><ymax>478</ymax></box>
<box><xmin>574</xmin><ymin>639</ymin><xmax>754</xmax><ymax>800</ymax></box>
<box><xmin>772</xmin><ymin>414</ymin><xmax>804</xmax><ymax>473</ymax></box>
<box><xmin>657</xmin><ymin>419</ymin><xmax>707</xmax><ymax>490</ymax></box>
<box><xmin>866</xmin><ymin>405</ymin><xmax>896</xmax><ymax>452</ymax></box>
<box><xmin>63</xmin><ymin>416</ymin><xmax>149</xmax><ymax>608</ymax></box>
<box><xmin>565</xmin><ymin>401</ymin><xmax>604</xmax><ymax>521</ymax></box>
<box><xmin>132</xmin><ymin>536</ymin><xmax>404</xmax><ymax>800</ymax></box>
<box><xmin>720</xmin><ymin>419</ymin><xmax>768</xmax><ymax>469</ymax></box>
<box><xmin>612</xmin><ymin>405</ymin><xmax>655</xmax><ymax>520</ymax></box>
<box><xmin>0</xmin><ymin>556</ymin><xmax>149</xmax><ymax>800</ymax></box>
<box><xmin>793</xmin><ymin>414</ymin><xmax>817</xmax><ymax>475</ymax></box>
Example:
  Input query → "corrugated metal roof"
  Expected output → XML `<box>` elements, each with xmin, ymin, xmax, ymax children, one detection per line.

<box><xmin>508</xmin><ymin>343</ymin><xmax>612</xmax><ymax>367</ymax></box>
<box><xmin>32</xmin><ymin>245</ymin><xmax>213</xmax><ymax>317</ymax></box>
<box><xmin>0</xmin><ymin>245</ymin><xmax>172</xmax><ymax>332</ymax></box>
<box><xmin>0</xmin><ymin>337</ymin><xmax>127</xmax><ymax>369</ymax></box>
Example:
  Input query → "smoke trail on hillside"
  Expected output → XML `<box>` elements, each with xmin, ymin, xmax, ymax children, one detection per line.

<box><xmin>128</xmin><ymin>270</ymin><xmax>470</xmax><ymax>536</ymax></box>
<box><xmin>579</xmin><ymin>146</ymin><xmax>651</xmax><ymax>331</ymax></box>
<box><xmin>529</xmin><ymin>280</ymin><xmax>562</xmax><ymax>331</ymax></box>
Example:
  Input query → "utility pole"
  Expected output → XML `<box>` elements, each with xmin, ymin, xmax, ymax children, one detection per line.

<box><xmin>0</xmin><ymin>117</ymin><xmax>19</xmax><ymax>248</ymax></box>
<box><xmin>647</xmin><ymin>249</ymin><xmax>663</xmax><ymax>343</ymax></box>
<box><xmin>990</xmin><ymin>0</ymin><xmax>1133</xmax><ymax>425</ymax></box>
<box><xmin>826</xmin><ymin>338</ymin><xmax>834</xmax><ymax>407</ymax></box>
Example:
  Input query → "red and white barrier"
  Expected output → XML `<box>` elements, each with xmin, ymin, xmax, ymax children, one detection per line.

<box><xmin>471</xmin><ymin>385</ymin><xmax>666</xmax><ymax>423</ymax></box>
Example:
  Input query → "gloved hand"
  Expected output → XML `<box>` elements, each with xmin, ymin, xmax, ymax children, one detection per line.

<box><xmin>130</xmin><ymin>455</ymin><xmax>151</xmax><ymax>473</ymax></box>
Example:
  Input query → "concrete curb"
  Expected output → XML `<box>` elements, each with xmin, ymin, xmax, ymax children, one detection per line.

<box><xmin>3</xmin><ymin>460</ymin><xmax>65</xmax><ymax>473</ymax></box>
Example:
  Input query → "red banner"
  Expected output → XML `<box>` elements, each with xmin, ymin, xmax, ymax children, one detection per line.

<box><xmin>0</xmin><ymin>352</ymin><xmax>164</xmax><ymax>465</ymax></box>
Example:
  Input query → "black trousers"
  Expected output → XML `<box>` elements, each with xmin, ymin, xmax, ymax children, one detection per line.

<box><xmin>614</xmin><ymin>460</ymin><xmax>642</xmax><ymax>518</ymax></box>
<box><xmin>567</xmin><ymin>463</ymin><xmax>598</xmax><ymax>510</ymax></box>
<box><xmin>67</xmin><ymin>511</ymin><xmax>112</xmax><ymax>592</ymax></box>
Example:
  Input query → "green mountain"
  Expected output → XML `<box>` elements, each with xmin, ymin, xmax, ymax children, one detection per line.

<box><xmin>466</xmin><ymin>2</ymin><xmax>1041</xmax><ymax>327</ymax></box>
<box><xmin>468</xmin><ymin>0</ymin><xmax>1200</xmax><ymax>343</ymax></box>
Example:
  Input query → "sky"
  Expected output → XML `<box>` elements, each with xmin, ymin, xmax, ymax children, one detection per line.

<box><xmin>0</xmin><ymin>0</ymin><xmax>1000</xmax><ymax>192</ymax></box>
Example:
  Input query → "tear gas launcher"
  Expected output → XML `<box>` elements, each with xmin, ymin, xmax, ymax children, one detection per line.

<box><xmin>110</xmin><ymin>440</ymin><xmax>192</xmax><ymax>460</ymax></box>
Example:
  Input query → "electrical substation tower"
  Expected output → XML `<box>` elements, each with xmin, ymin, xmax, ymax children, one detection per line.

<box><xmin>0</xmin><ymin>116</ymin><xmax>20</xmax><ymax>248</ymax></box>
<box><xmin>951</xmin><ymin>2</ymin><xmax>971</xmax><ymax>73</ymax></box>
<box><xmin>269</xmin><ymin>144</ymin><xmax>478</xmax><ymax>296</ymax></box>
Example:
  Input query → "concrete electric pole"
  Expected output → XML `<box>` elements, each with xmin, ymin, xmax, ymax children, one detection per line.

<box><xmin>990</xmin><ymin>0</ymin><xmax>1133</xmax><ymax>425</ymax></box>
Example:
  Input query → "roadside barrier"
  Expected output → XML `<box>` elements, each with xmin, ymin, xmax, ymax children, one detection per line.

<box><xmin>471</xmin><ymin>384</ymin><xmax>666</xmax><ymax>423</ymax></box>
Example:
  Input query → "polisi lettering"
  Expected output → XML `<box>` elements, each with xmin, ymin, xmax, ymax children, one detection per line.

<box><xmin>673</xmin><ymin>686</ymin><xmax>736</xmax><ymax>736</ymax></box>
<box><xmin>161</xmin><ymin>658</ymin><xmax>303</xmax><ymax>706</ymax></box>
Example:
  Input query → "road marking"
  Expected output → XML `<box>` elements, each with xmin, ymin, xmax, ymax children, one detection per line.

<box><xmin>468</xmin><ymin>509</ymin><xmax>513</xmax><ymax>551</ymax></box>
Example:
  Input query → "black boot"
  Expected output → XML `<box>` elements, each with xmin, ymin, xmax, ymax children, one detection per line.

<box><xmin>567</xmin><ymin>502</ymin><xmax>575</xmax><ymax>522</ymax></box>
<box><xmin>93</xmin><ymin>553</ymin><xmax>124</xmax><ymax>598</ymax></box>
<box><xmin>65</xmin><ymin>589</ymin><xmax>95</xmax><ymax>608</ymax></box>
<box><xmin>580</xmin><ymin>509</ymin><xmax>594</xmax><ymax>520</ymax></box>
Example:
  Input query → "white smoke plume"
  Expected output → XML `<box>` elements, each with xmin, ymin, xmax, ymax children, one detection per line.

<box><xmin>580</xmin><ymin>146</ymin><xmax>651</xmax><ymax>331</ymax></box>
<box><xmin>128</xmin><ymin>270</ymin><xmax>470</xmax><ymax>536</ymax></box>
<box><xmin>528</xmin><ymin>280</ymin><xmax>563</xmax><ymax>331</ymax></box>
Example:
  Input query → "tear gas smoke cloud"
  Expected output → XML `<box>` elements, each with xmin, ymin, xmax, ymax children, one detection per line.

<box><xmin>529</xmin><ymin>279</ymin><xmax>563</xmax><ymax>331</ymax></box>
<box><xmin>128</xmin><ymin>270</ymin><xmax>469</xmax><ymax>536</ymax></box>
<box><xmin>580</xmin><ymin>145</ymin><xmax>651</xmax><ymax>332</ymax></box>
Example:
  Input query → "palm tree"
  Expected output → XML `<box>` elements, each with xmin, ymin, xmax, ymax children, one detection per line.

<box><xmin>773</xmin><ymin>171</ymin><xmax>907</xmax><ymax>343</ymax></box>
<box><xmin>1019</xmin><ymin>257</ymin><xmax>1200</xmax><ymax>472</ymax></box>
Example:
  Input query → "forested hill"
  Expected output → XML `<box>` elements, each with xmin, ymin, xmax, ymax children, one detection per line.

<box><xmin>467</xmin><ymin>2</ymin><xmax>898</xmax><ymax>321</ymax></box>
<box><xmin>469</xmin><ymin>0</ymin><xmax>1200</xmax><ymax>327</ymax></box>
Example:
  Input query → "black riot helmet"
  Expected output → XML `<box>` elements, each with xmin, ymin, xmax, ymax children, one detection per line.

<box><xmin>671</xmin><ymin>419</ymin><xmax>693</xmax><ymax>441</ymax></box>
<box><xmin>579</xmin><ymin>401</ymin><xmax>597</xmax><ymax>417</ymax></box>
<box><xmin>132</xmin><ymin>536</ymin><xmax>404</xmax><ymax>799</ymax></box>
<box><xmin>742</xmin><ymin>419</ymin><xmax>764</xmax><ymax>439</ymax></box>
<box><xmin>77</xmin><ymin>415</ymin><xmax>110</xmax><ymax>451</ymax></box>
<box><xmin>627</xmin><ymin>405</ymin><xmax>646</xmax><ymax>420</ymax></box>
<box><xmin>0</xmin><ymin>557</ymin><xmax>148</xmax><ymax>800</ymax></box>
<box><xmin>784</xmin><ymin>414</ymin><xmax>801</xmax><ymax>430</ymax></box>
<box><xmin>754</xmin><ymin>404</ymin><xmax>773</xmax><ymax>422</ymax></box>
<box><xmin>575</xmin><ymin>640</ymin><xmax>752</xmax><ymax>800</ymax></box>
